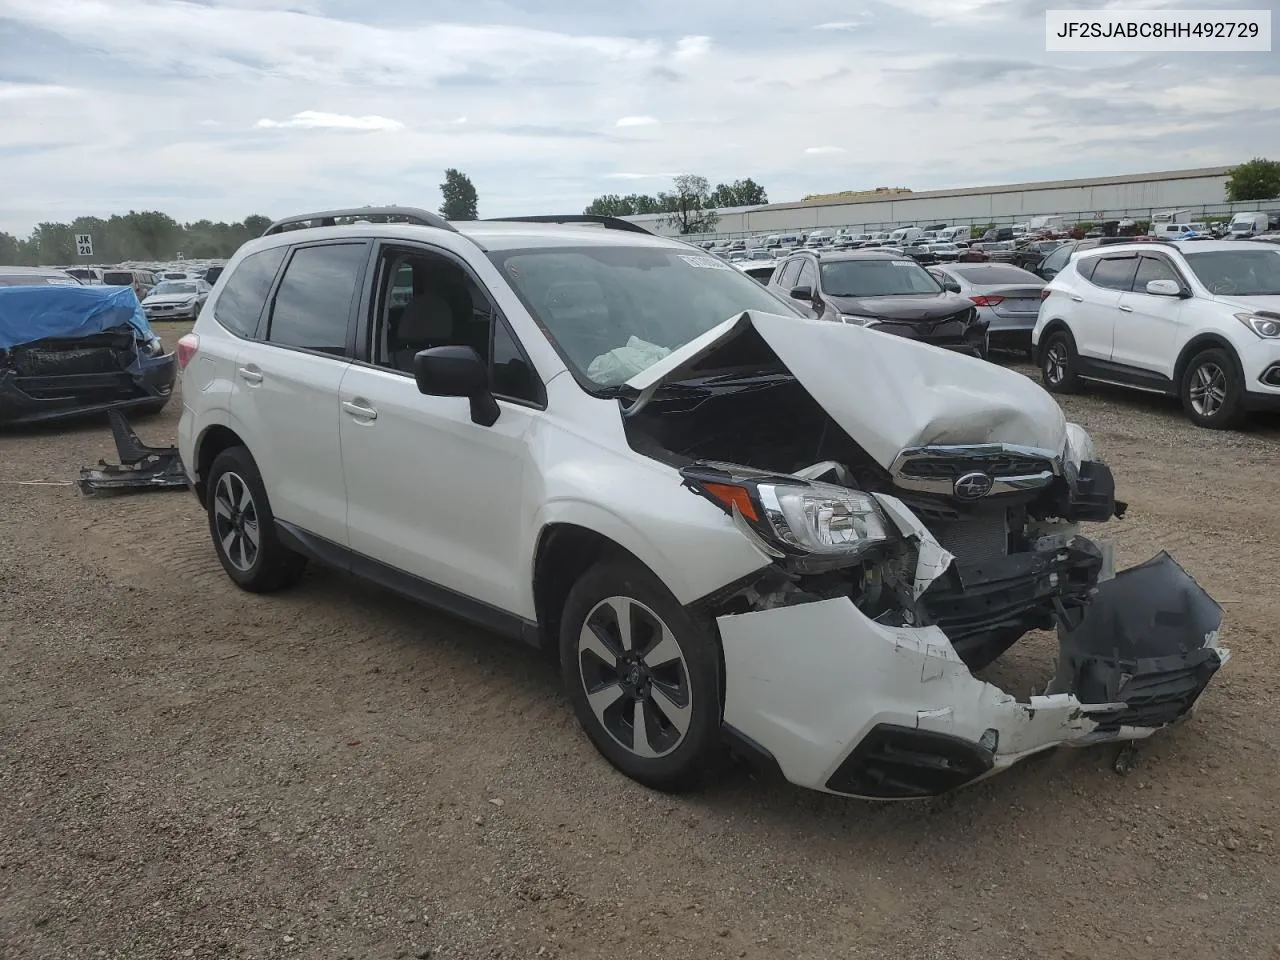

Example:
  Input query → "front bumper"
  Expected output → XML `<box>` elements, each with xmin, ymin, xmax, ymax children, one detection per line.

<box><xmin>1243</xmin><ymin>341</ymin><xmax>1280</xmax><ymax>412</ymax></box>
<box><xmin>0</xmin><ymin>349</ymin><xmax>176</xmax><ymax>425</ymax></box>
<box><xmin>144</xmin><ymin>305</ymin><xmax>199</xmax><ymax>321</ymax></box>
<box><xmin>871</xmin><ymin>317</ymin><xmax>991</xmax><ymax>357</ymax></box>
<box><xmin>718</xmin><ymin>552</ymin><xmax>1227</xmax><ymax>799</ymax></box>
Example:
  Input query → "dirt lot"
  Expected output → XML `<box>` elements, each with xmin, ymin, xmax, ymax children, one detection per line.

<box><xmin>3</xmin><ymin>322</ymin><xmax>1279</xmax><ymax>960</ymax></box>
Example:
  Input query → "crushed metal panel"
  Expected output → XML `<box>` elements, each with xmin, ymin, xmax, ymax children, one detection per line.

<box><xmin>77</xmin><ymin>409</ymin><xmax>188</xmax><ymax>495</ymax></box>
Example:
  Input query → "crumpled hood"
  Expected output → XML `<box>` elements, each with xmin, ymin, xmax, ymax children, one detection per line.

<box><xmin>828</xmin><ymin>292</ymin><xmax>973</xmax><ymax>322</ymax></box>
<box><xmin>626</xmin><ymin>310</ymin><xmax>1067</xmax><ymax>469</ymax></box>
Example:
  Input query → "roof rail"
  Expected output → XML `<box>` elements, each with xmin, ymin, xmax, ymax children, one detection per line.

<box><xmin>482</xmin><ymin>214</ymin><xmax>653</xmax><ymax>235</ymax></box>
<box><xmin>261</xmin><ymin>206</ymin><xmax>459</xmax><ymax>237</ymax></box>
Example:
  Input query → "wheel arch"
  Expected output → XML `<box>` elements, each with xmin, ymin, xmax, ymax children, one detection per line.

<box><xmin>193</xmin><ymin>422</ymin><xmax>248</xmax><ymax>506</ymax></box>
<box><xmin>531</xmin><ymin>522</ymin><xmax>657</xmax><ymax>654</ymax></box>
<box><xmin>1173</xmin><ymin>333</ymin><xmax>1244</xmax><ymax>388</ymax></box>
<box><xmin>1034</xmin><ymin>318</ymin><xmax>1074</xmax><ymax>364</ymax></box>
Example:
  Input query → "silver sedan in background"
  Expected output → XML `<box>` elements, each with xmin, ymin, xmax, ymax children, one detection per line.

<box><xmin>928</xmin><ymin>262</ymin><xmax>1046</xmax><ymax>356</ymax></box>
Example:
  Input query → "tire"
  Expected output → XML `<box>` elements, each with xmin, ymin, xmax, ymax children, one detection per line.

<box><xmin>1040</xmin><ymin>329</ymin><xmax>1082</xmax><ymax>394</ymax></box>
<box><xmin>206</xmin><ymin>446</ymin><xmax>307</xmax><ymax>592</ymax></box>
<box><xmin>1180</xmin><ymin>347</ymin><xmax>1245</xmax><ymax>429</ymax></box>
<box><xmin>559</xmin><ymin>558</ymin><xmax>725</xmax><ymax>792</ymax></box>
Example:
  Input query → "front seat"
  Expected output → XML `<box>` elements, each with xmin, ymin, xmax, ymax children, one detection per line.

<box><xmin>391</xmin><ymin>292</ymin><xmax>455</xmax><ymax>372</ymax></box>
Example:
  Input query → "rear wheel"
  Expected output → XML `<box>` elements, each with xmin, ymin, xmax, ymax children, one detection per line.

<box><xmin>1181</xmin><ymin>348</ymin><xmax>1245</xmax><ymax>429</ymax></box>
<box><xmin>206</xmin><ymin>446</ymin><xmax>306</xmax><ymax>591</ymax></box>
<box><xmin>560</xmin><ymin>558</ymin><xmax>724</xmax><ymax>792</ymax></box>
<box><xmin>1041</xmin><ymin>329</ymin><xmax>1081</xmax><ymax>394</ymax></box>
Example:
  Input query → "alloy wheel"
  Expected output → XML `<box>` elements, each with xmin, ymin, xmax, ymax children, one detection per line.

<box><xmin>577</xmin><ymin>596</ymin><xmax>692</xmax><ymax>759</ymax></box>
<box><xmin>213</xmin><ymin>471</ymin><xmax>260</xmax><ymax>572</ymax></box>
<box><xmin>1044</xmin><ymin>340</ymin><xmax>1068</xmax><ymax>384</ymax></box>
<box><xmin>1188</xmin><ymin>361</ymin><xmax>1227</xmax><ymax>418</ymax></box>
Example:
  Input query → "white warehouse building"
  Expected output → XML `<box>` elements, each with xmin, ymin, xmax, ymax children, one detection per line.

<box><xmin>622</xmin><ymin>166</ymin><xmax>1269</xmax><ymax>238</ymax></box>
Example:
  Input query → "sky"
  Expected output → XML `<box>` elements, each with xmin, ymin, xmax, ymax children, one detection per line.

<box><xmin>0</xmin><ymin>0</ymin><xmax>1277</xmax><ymax>235</ymax></box>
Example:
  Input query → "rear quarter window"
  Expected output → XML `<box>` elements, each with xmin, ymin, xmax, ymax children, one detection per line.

<box><xmin>213</xmin><ymin>246</ymin><xmax>288</xmax><ymax>338</ymax></box>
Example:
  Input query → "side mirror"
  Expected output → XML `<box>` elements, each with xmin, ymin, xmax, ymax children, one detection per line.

<box><xmin>1145</xmin><ymin>279</ymin><xmax>1184</xmax><ymax>297</ymax></box>
<box><xmin>789</xmin><ymin>285</ymin><xmax>814</xmax><ymax>301</ymax></box>
<box><xmin>413</xmin><ymin>345</ymin><xmax>499</xmax><ymax>427</ymax></box>
<box><xmin>941</xmin><ymin>279</ymin><xmax>961</xmax><ymax>294</ymax></box>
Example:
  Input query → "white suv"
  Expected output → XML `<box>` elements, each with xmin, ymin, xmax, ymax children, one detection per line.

<box><xmin>177</xmin><ymin>208</ymin><xmax>1228</xmax><ymax>799</ymax></box>
<box><xmin>1033</xmin><ymin>239</ymin><xmax>1280</xmax><ymax>428</ymax></box>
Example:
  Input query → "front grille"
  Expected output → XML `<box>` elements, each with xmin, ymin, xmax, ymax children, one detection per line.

<box><xmin>897</xmin><ymin>453</ymin><xmax>1055</xmax><ymax>481</ymax></box>
<box><xmin>931</xmin><ymin>512</ymin><xmax>1008</xmax><ymax>562</ymax></box>
<box><xmin>890</xmin><ymin>443</ymin><xmax>1060</xmax><ymax>498</ymax></box>
<box><xmin>826</xmin><ymin>724</ymin><xmax>994</xmax><ymax>798</ymax></box>
<box><xmin>1083</xmin><ymin>650</ymin><xmax>1222</xmax><ymax>733</ymax></box>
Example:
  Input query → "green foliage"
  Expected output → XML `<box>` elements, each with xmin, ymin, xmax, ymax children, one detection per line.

<box><xmin>439</xmin><ymin>168</ymin><xmax>479</xmax><ymax>221</ymax></box>
<box><xmin>583</xmin><ymin>175</ymin><xmax>766</xmax><ymax>226</ymax></box>
<box><xmin>1225</xmin><ymin>158</ymin><xmax>1280</xmax><ymax>202</ymax></box>
<box><xmin>707</xmin><ymin>178</ymin><xmax>768</xmax><ymax>209</ymax></box>
<box><xmin>0</xmin><ymin>211</ymin><xmax>275</xmax><ymax>265</ymax></box>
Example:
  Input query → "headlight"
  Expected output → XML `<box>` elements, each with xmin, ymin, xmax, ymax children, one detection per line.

<box><xmin>1063</xmin><ymin>422</ymin><xmax>1097</xmax><ymax>470</ymax></box>
<box><xmin>840</xmin><ymin>314</ymin><xmax>882</xmax><ymax>327</ymax></box>
<box><xmin>682</xmin><ymin>467</ymin><xmax>891</xmax><ymax>570</ymax></box>
<box><xmin>1236</xmin><ymin>312</ymin><xmax>1280</xmax><ymax>339</ymax></box>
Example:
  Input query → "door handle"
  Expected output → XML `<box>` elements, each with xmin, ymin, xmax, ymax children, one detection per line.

<box><xmin>1119</xmin><ymin>305</ymin><xmax>1134</xmax><ymax>313</ymax></box>
<box><xmin>341</xmin><ymin>400</ymin><xmax>378</xmax><ymax>421</ymax></box>
<box><xmin>1071</xmin><ymin>296</ymin><xmax>1084</xmax><ymax>302</ymax></box>
<box><xmin>237</xmin><ymin>366</ymin><xmax>263</xmax><ymax>384</ymax></box>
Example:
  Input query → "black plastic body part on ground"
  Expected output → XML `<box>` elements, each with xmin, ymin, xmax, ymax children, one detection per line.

<box><xmin>77</xmin><ymin>409</ymin><xmax>189</xmax><ymax>495</ymax></box>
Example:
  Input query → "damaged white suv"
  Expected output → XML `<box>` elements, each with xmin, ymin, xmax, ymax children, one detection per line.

<box><xmin>177</xmin><ymin>208</ymin><xmax>1228</xmax><ymax>799</ymax></box>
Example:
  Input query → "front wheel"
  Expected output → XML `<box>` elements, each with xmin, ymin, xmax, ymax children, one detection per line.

<box><xmin>1181</xmin><ymin>348</ymin><xmax>1245</xmax><ymax>429</ymax></box>
<box><xmin>559</xmin><ymin>558</ymin><xmax>725</xmax><ymax>792</ymax></box>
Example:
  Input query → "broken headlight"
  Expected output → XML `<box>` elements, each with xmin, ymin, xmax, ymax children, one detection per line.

<box><xmin>1063</xmin><ymin>422</ymin><xmax>1096</xmax><ymax>471</ymax></box>
<box><xmin>682</xmin><ymin>465</ymin><xmax>891</xmax><ymax>569</ymax></box>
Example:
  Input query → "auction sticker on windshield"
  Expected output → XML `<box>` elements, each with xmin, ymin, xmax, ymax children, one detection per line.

<box><xmin>679</xmin><ymin>255</ymin><xmax>733</xmax><ymax>270</ymax></box>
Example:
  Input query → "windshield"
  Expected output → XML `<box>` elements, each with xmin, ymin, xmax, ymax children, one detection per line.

<box><xmin>0</xmin><ymin>274</ymin><xmax>79</xmax><ymax>287</ymax></box>
<box><xmin>491</xmin><ymin>245</ymin><xmax>797</xmax><ymax>386</ymax></box>
<box><xmin>152</xmin><ymin>281</ymin><xmax>198</xmax><ymax>295</ymax></box>
<box><xmin>952</xmin><ymin>264</ymin><xmax>1042</xmax><ymax>284</ymax></box>
<box><xmin>820</xmin><ymin>258</ymin><xmax>942</xmax><ymax>297</ymax></box>
<box><xmin>931</xmin><ymin>243</ymin><xmax>958</xmax><ymax>251</ymax></box>
<box><xmin>1183</xmin><ymin>249</ymin><xmax>1280</xmax><ymax>295</ymax></box>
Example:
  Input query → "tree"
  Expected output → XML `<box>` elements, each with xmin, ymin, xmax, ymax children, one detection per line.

<box><xmin>1226</xmin><ymin>158</ymin><xmax>1280</xmax><ymax>202</ymax></box>
<box><xmin>440</xmin><ymin>168</ymin><xmax>479</xmax><ymax>221</ymax></box>
<box><xmin>584</xmin><ymin>194</ymin><xmax>636</xmax><ymax>217</ymax></box>
<box><xmin>660</xmin><ymin>174</ymin><xmax>720</xmax><ymax>235</ymax></box>
<box><xmin>708</xmin><ymin>178</ymin><xmax>768</xmax><ymax>209</ymax></box>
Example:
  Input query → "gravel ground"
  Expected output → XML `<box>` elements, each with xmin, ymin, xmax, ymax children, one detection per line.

<box><xmin>2</xmin><ymin>326</ymin><xmax>1278</xmax><ymax>960</ymax></box>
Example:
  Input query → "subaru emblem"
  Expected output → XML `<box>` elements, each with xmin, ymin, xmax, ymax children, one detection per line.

<box><xmin>953</xmin><ymin>471</ymin><xmax>994</xmax><ymax>500</ymax></box>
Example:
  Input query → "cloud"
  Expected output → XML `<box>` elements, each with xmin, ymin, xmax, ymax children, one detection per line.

<box><xmin>813</xmin><ymin>21</ymin><xmax>866</xmax><ymax>31</ymax></box>
<box><xmin>255</xmin><ymin>110</ymin><xmax>404</xmax><ymax>131</ymax></box>
<box><xmin>0</xmin><ymin>82</ymin><xmax>77</xmax><ymax>101</ymax></box>
<box><xmin>452</xmin><ymin>116</ymin><xmax>467</xmax><ymax>124</ymax></box>
<box><xmin>673</xmin><ymin>36</ymin><xmax>710</xmax><ymax>61</ymax></box>
<box><xmin>615</xmin><ymin>116</ymin><xmax>659</xmax><ymax>128</ymax></box>
<box><xmin>0</xmin><ymin>0</ymin><xmax>1274</xmax><ymax>235</ymax></box>
<box><xmin>804</xmin><ymin>146</ymin><xmax>847</xmax><ymax>155</ymax></box>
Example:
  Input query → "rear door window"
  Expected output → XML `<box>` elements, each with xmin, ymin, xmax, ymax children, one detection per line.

<box><xmin>266</xmin><ymin>243</ymin><xmax>369</xmax><ymax>355</ymax></box>
<box><xmin>776</xmin><ymin>259</ymin><xmax>802</xmax><ymax>289</ymax></box>
<box><xmin>215</xmin><ymin>247</ymin><xmax>288</xmax><ymax>338</ymax></box>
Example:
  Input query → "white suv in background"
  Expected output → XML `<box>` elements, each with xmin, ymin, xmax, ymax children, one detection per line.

<box><xmin>1033</xmin><ymin>239</ymin><xmax>1280</xmax><ymax>428</ymax></box>
<box><xmin>175</xmin><ymin>208</ymin><xmax>1227</xmax><ymax>800</ymax></box>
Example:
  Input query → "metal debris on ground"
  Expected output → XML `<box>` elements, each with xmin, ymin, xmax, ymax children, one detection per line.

<box><xmin>77</xmin><ymin>409</ymin><xmax>188</xmax><ymax>495</ymax></box>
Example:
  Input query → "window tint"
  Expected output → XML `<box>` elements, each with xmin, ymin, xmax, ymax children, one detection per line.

<box><xmin>215</xmin><ymin>246</ymin><xmax>287</xmax><ymax>337</ymax></box>
<box><xmin>777</xmin><ymin>259</ymin><xmax>802</xmax><ymax>289</ymax></box>
<box><xmin>952</xmin><ymin>264</ymin><xmax>1041</xmax><ymax>284</ymax></box>
<box><xmin>491</xmin><ymin>318</ymin><xmax>540</xmax><ymax>403</ymax></box>
<box><xmin>267</xmin><ymin>243</ymin><xmax>367</xmax><ymax>354</ymax></box>
<box><xmin>1076</xmin><ymin>257</ymin><xmax>1099</xmax><ymax>281</ymax></box>
<box><xmin>1134</xmin><ymin>256</ymin><xmax>1180</xmax><ymax>291</ymax></box>
<box><xmin>797</xmin><ymin>259</ymin><xmax>818</xmax><ymax>290</ymax></box>
<box><xmin>1089</xmin><ymin>256</ymin><xmax>1139</xmax><ymax>291</ymax></box>
<box><xmin>1041</xmin><ymin>245</ymin><xmax>1071</xmax><ymax>273</ymax></box>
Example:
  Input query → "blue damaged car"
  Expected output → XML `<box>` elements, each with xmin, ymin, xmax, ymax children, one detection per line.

<box><xmin>0</xmin><ymin>281</ymin><xmax>176</xmax><ymax>425</ymax></box>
